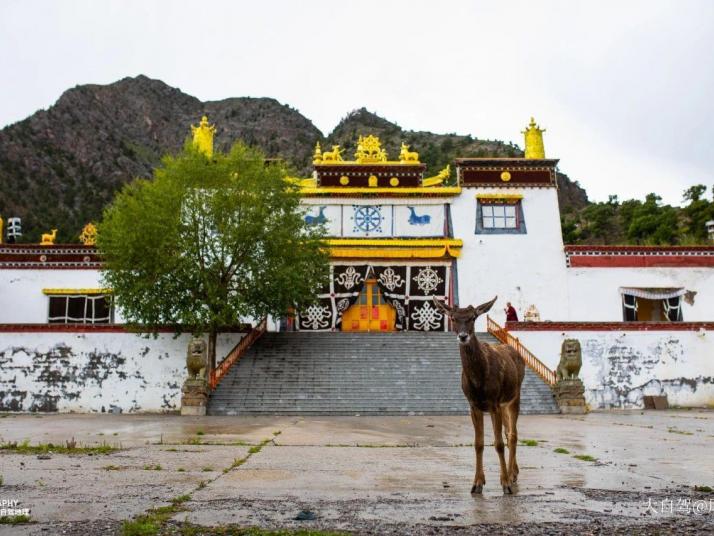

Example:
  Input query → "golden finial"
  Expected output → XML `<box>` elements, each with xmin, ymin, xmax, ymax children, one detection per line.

<box><xmin>355</xmin><ymin>135</ymin><xmax>388</xmax><ymax>163</ymax></box>
<box><xmin>191</xmin><ymin>115</ymin><xmax>216</xmax><ymax>157</ymax></box>
<box><xmin>313</xmin><ymin>142</ymin><xmax>323</xmax><ymax>163</ymax></box>
<box><xmin>399</xmin><ymin>142</ymin><xmax>420</xmax><ymax>163</ymax></box>
<box><xmin>522</xmin><ymin>117</ymin><xmax>545</xmax><ymax>159</ymax></box>
<box><xmin>422</xmin><ymin>165</ymin><xmax>451</xmax><ymax>187</ymax></box>
<box><xmin>79</xmin><ymin>222</ymin><xmax>97</xmax><ymax>246</ymax></box>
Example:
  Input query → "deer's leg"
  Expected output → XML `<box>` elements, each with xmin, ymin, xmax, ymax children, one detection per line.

<box><xmin>490</xmin><ymin>407</ymin><xmax>512</xmax><ymax>494</ymax></box>
<box><xmin>470</xmin><ymin>407</ymin><xmax>485</xmax><ymax>494</ymax></box>
<box><xmin>505</xmin><ymin>399</ymin><xmax>520</xmax><ymax>483</ymax></box>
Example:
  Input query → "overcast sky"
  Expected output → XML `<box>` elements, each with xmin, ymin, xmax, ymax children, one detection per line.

<box><xmin>1</xmin><ymin>0</ymin><xmax>712</xmax><ymax>205</ymax></box>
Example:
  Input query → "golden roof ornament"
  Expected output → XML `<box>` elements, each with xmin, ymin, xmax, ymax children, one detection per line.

<box><xmin>399</xmin><ymin>143</ymin><xmax>420</xmax><ymax>163</ymax></box>
<box><xmin>313</xmin><ymin>142</ymin><xmax>323</xmax><ymax>163</ymax></box>
<box><xmin>522</xmin><ymin>117</ymin><xmax>545</xmax><ymax>159</ymax></box>
<box><xmin>191</xmin><ymin>115</ymin><xmax>216</xmax><ymax>157</ymax></box>
<box><xmin>79</xmin><ymin>222</ymin><xmax>97</xmax><ymax>246</ymax></box>
<box><xmin>354</xmin><ymin>135</ymin><xmax>387</xmax><ymax>163</ymax></box>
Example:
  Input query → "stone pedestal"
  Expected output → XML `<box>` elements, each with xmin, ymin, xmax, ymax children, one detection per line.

<box><xmin>555</xmin><ymin>378</ymin><xmax>587</xmax><ymax>414</ymax></box>
<box><xmin>181</xmin><ymin>378</ymin><xmax>208</xmax><ymax>416</ymax></box>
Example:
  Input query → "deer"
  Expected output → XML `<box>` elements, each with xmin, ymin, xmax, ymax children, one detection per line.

<box><xmin>434</xmin><ymin>296</ymin><xmax>525</xmax><ymax>495</ymax></box>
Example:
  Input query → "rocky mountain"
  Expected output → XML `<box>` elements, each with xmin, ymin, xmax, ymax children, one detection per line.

<box><xmin>0</xmin><ymin>75</ymin><xmax>588</xmax><ymax>242</ymax></box>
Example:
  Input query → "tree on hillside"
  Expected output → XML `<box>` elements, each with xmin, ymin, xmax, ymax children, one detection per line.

<box><xmin>625</xmin><ymin>193</ymin><xmax>679</xmax><ymax>245</ymax></box>
<box><xmin>681</xmin><ymin>184</ymin><xmax>714</xmax><ymax>242</ymax></box>
<box><xmin>97</xmin><ymin>142</ymin><xmax>330</xmax><ymax>371</ymax></box>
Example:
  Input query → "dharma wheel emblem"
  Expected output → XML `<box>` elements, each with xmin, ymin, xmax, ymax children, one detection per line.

<box><xmin>352</xmin><ymin>205</ymin><xmax>383</xmax><ymax>233</ymax></box>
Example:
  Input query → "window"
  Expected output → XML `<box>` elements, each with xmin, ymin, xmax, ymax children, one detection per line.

<box><xmin>475</xmin><ymin>200</ymin><xmax>526</xmax><ymax>234</ymax></box>
<box><xmin>620</xmin><ymin>288</ymin><xmax>684</xmax><ymax>322</ymax></box>
<box><xmin>482</xmin><ymin>204</ymin><xmax>517</xmax><ymax>229</ymax></box>
<box><xmin>48</xmin><ymin>294</ymin><xmax>113</xmax><ymax>324</ymax></box>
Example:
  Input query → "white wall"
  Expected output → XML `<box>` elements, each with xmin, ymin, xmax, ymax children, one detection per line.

<box><xmin>451</xmin><ymin>187</ymin><xmax>569</xmax><ymax>330</ymax></box>
<box><xmin>0</xmin><ymin>331</ymin><xmax>244</xmax><ymax>413</ymax></box>
<box><xmin>566</xmin><ymin>268</ymin><xmax>714</xmax><ymax>321</ymax></box>
<box><xmin>511</xmin><ymin>328</ymin><xmax>714</xmax><ymax>409</ymax></box>
<box><xmin>0</xmin><ymin>269</ymin><xmax>118</xmax><ymax>324</ymax></box>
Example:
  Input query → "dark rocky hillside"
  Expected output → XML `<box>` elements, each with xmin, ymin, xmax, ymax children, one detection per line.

<box><xmin>0</xmin><ymin>75</ymin><xmax>587</xmax><ymax>242</ymax></box>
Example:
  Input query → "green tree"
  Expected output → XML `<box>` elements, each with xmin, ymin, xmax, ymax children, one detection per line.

<box><xmin>681</xmin><ymin>184</ymin><xmax>714</xmax><ymax>242</ymax></box>
<box><xmin>626</xmin><ymin>193</ymin><xmax>678</xmax><ymax>245</ymax></box>
<box><xmin>97</xmin><ymin>142</ymin><xmax>330</xmax><ymax>370</ymax></box>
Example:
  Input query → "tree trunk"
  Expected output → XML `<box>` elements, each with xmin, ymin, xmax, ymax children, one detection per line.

<box><xmin>208</xmin><ymin>328</ymin><xmax>218</xmax><ymax>375</ymax></box>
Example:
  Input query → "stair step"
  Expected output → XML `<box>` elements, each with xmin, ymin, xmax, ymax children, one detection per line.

<box><xmin>208</xmin><ymin>332</ymin><xmax>560</xmax><ymax>416</ymax></box>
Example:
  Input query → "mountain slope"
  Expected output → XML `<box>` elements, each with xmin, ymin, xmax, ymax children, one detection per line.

<box><xmin>0</xmin><ymin>76</ymin><xmax>587</xmax><ymax>241</ymax></box>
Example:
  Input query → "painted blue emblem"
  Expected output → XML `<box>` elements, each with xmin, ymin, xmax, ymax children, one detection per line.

<box><xmin>407</xmin><ymin>206</ymin><xmax>431</xmax><ymax>226</ymax></box>
<box><xmin>304</xmin><ymin>206</ymin><xmax>327</xmax><ymax>225</ymax></box>
<box><xmin>352</xmin><ymin>205</ymin><xmax>383</xmax><ymax>233</ymax></box>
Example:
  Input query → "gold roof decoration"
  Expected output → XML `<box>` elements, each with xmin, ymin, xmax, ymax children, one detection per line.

<box><xmin>79</xmin><ymin>222</ymin><xmax>97</xmax><ymax>245</ymax></box>
<box><xmin>522</xmin><ymin>117</ymin><xmax>546</xmax><ymax>159</ymax></box>
<box><xmin>399</xmin><ymin>143</ymin><xmax>420</xmax><ymax>163</ymax></box>
<box><xmin>354</xmin><ymin>135</ymin><xmax>388</xmax><ymax>163</ymax></box>
<box><xmin>422</xmin><ymin>165</ymin><xmax>450</xmax><ymax>187</ymax></box>
<box><xmin>191</xmin><ymin>115</ymin><xmax>216</xmax><ymax>157</ymax></box>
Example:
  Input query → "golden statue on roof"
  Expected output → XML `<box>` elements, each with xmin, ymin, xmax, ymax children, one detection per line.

<box><xmin>399</xmin><ymin>143</ymin><xmax>420</xmax><ymax>163</ymax></box>
<box><xmin>79</xmin><ymin>222</ymin><xmax>97</xmax><ymax>246</ymax></box>
<box><xmin>522</xmin><ymin>117</ymin><xmax>545</xmax><ymax>159</ymax></box>
<box><xmin>191</xmin><ymin>116</ymin><xmax>216</xmax><ymax>157</ymax></box>
<box><xmin>354</xmin><ymin>135</ymin><xmax>387</xmax><ymax>163</ymax></box>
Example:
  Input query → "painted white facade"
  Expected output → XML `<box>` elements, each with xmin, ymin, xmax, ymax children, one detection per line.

<box><xmin>450</xmin><ymin>187</ymin><xmax>569</xmax><ymax>330</ymax></box>
<box><xmin>0</xmin><ymin>331</ymin><xmax>244</xmax><ymax>413</ymax></box>
<box><xmin>566</xmin><ymin>267</ymin><xmax>714</xmax><ymax>321</ymax></box>
<box><xmin>0</xmin><ymin>269</ymin><xmax>127</xmax><ymax>324</ymax></box>
<box><xmin>510</xmin><ymin>328</ymin><xmax>714</xmax><ymax>409</ymax></box>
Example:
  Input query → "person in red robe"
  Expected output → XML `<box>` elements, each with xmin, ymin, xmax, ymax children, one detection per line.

<box><xmin>505</xmin><ymin>302</ymin><xmax>518</xmax><ymax>322</ymax></box>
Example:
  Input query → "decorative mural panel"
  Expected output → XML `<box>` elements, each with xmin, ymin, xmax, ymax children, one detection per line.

<box><xmin>302</xmin><ymin>203</ymin><xmax>447</xmax><ymax>238</ymax></box>
<box><xmin>303</xmin><ymin>205</ymin><xmax>341</xmax><ymax>236</ymax></box>
<box><xmin>343</xmin><ymin>205</ymin><xmax>391</xmax><ymax>237</ymax></box>
<box><xmin>298</xmin><ymin>263</ymin><xmax>451</xmax><ymax>332</ymax></box>
<box><xmin>393</xmin><ymin>205</ymin><xmax>445</xmax><ymax>237</ymax></box>
<box><xmin>297</xmin><ymin>265</ymin><xmax>369</xmax><ymax>331</ymax></box>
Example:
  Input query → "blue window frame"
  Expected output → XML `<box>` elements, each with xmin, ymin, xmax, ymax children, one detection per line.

<box><xmin>475</xmin><ymin>200</ymin><xmax>527</xmax><ymax>234</ymax></box>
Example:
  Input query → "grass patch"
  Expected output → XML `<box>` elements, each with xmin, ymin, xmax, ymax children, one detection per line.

<box><xmin>164</xmin><ymin>448</ymin><xmax>178</xmax><ymax>452</ymax></box>
<box><xmin>143</xmin><ymin>464</ymin><xmax>162</xmax><ymax>471</ymax></box>
<box><xmin>554</xmin><ymin>447</ymin><xmax>570</xmax><ymax>454</ymax></box>
<box><xmin>121</xmin><ymin>494</ymin><xmax>191</xmax><ymax>536</ymax></box>
<box><xmin>694</xmin><ymin>485</ymin><xmax>713</xmax><ymax>493</ymax></box>
<box><xmin>177</xmin><ymin>467</ymin><xmax>185</xmax><ymax>472</ymax></box>
<box><xmin>0</xmin><ymin>514</ymin><xmax>32</xmax><ymax>525</ymax></box>
<box><xmin>103</xmin><ymin>465</ymin><xmax>121</xmax><ymax>471</ymax></box>
<box><xmin>196</xmin><ymin>430</ymin><xmax>205</xmax><ymax>436</ymax></box>
<box><xmin>573</xmin><ymin>454</ymin><xmax>597</xmax><ymax>462</ymax></box>
<box><xmin>202</xmin><ymin>466</ymin><xmax>214</xmax><ymax>472</ymax></box>
<box><xmin>668</xmin><ymin>428</ymin><xmax>694</xmax><ymax>436</ymax></box>
<box><xmin>519</xmin><ymin>439</ymin><xmax>538</xmax><ymax>447</ymax></box>
<box><xmin>0</xmin><ymin>439</ymin><xmax>118</xmax><ymax>455</ymax></box>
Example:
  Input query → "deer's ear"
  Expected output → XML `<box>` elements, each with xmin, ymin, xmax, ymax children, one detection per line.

<box><xmin>432</xmin><ymin>297</ymin><xmax>451</xmax><ymax>314</ymax></box>
<box><xmin>473</xmin><ymin>296</ymin><xmax>498</xmax><ymax>318</ymax></box>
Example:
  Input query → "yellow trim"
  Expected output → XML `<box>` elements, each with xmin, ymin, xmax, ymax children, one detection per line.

<box><xmin>331</xmin><ymin>247</ymin><xmax>458</xmax><ymax>258</ymax></box>
<box><xmin>326</xmin><ymin>238</ymin><xmax>462</xmax><ymax>259</ymax></box>
<box><xmin>301</xmin><ymin>186</ymin><xmax>461</xmax><ymax>196</ymax></box>
<box><xmin>42</xmin><ymin>288</ymin><xmax>112</xmax><ymax>296</ymax></box>
<box><xmin>475</xmin><ymin>193</ymin><xmax>524</xmax><ymax>200</ymax></box>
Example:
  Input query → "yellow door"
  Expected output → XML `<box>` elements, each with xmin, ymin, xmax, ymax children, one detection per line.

<box><xmin>342</xmin><ymin>280</ymin><xmax>396</xmax><ymax>332</ymax></box>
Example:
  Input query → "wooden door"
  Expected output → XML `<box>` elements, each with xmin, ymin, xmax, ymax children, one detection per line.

<box><xmin>342</xmin><ymin>280</ymin><xmax>396</xmax><ymax>332</ymax></box>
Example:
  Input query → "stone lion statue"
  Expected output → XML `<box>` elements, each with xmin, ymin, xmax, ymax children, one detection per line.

<box><xmin>186</xmin><ymin>336</ymin><xmax>208</xmax><ymax>380</ymax></box>
<box><xmin>557</xmin><ymin>339</ymin><xmax>582</xmax><ymax>380</ymax></box>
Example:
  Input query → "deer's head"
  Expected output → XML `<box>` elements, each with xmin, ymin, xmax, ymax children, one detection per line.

<box><xmin>434</xmin><ymin>296</ymin><xmax>497</xmax><ymax>345</ymax></box>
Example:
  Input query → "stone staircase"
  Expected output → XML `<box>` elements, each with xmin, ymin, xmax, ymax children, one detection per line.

<box><xmin>207</xmin><ymin>331</ymin><xmax>560</xmax><ymax>416</ymax></box>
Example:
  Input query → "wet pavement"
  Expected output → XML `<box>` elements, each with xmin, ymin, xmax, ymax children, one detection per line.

<box><xmin>0</xmin><ymin>410</ymin><xmax>712</xmax><ymax>534</ymax></box>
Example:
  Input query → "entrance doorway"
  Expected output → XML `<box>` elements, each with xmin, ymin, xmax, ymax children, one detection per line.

<box><xmin>342</xmin><ymin>279</ymin><xmax>396</xmax><ymax>332</ymax></box>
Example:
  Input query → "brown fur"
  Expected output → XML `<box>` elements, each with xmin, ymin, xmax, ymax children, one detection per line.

<box><xmin>434</xmin><ymin>296</ymin><xmax>525</xmax><ymax>494</ymax></box>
